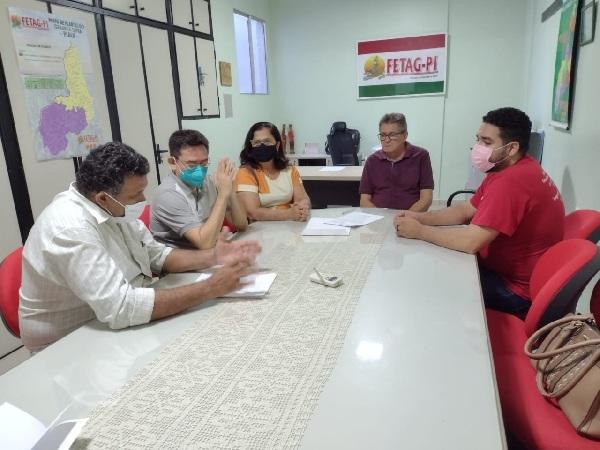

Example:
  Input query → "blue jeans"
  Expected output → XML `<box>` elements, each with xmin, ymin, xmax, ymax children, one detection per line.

<box><xmin>478</xmin><ymin>265</ymin><xmax>530</xmax><ymax>320</ymax></box>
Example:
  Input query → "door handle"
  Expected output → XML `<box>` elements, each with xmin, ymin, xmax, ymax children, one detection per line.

<box><xmin>155</xmin><ymin>144</ymin><xmax>169</xmax><ymax>165</ymax></box>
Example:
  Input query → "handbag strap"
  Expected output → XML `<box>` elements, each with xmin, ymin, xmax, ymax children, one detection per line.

<box><xmin>524</xmin><ymin>314</ymin><xmax>598</xmax><ymax>359</ymax></box>
<box><xmin>525</xmin><ymin>314</ymin><xmax>600</xmax><ymax>398</ymax></box>
<box><xmin>535</xmin><ymin>349</ymin><xmax>600</xmax><ymax>398</ymax></box>
<box><xmin>527</xmin><ymin>338</ymin><xmax>600</xmax><ymax>359</ymax></box>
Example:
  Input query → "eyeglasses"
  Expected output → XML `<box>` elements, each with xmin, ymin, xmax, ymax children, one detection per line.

<box><xmin>377</xmin><ymin>132</ymin><xmax>405</xmax><ymax>142</ymax></box>
<box><xmin>250</xmin><ymin>139</ymin><xmax>276</xmax><ymax>148</ymax></box>
<box><xmin>177</xmin><ymin>159</ymin><xmax>209</xmax><ymax>169</ymax></box>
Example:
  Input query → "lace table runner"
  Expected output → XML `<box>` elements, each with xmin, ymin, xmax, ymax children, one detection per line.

<box><xmin>74</xmin><ymin>220</ymin><xmax>388</xmax><ymax>449</ymax></box>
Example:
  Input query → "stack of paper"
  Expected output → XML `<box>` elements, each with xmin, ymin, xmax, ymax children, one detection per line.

<box><xmin>0</xmin><ymin>402</ymin><xmax>87</xmax><ymax>450</ymax></box>
<box><xmin>324</xmin><ymin>211</ymin><xmax>384</xmax><ymax>227</ymax></box>
<box><xmin>301</xmin><ymin>217</ymin><xmax>350</xmax><ymax>236</ymax></box>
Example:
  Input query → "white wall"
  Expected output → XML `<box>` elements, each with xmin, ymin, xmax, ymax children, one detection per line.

<box><xmin>525</xmin><ymin>0</ymin><xmax>600</xmax><ymax>212</ymax></box>
<box><xmin>182</xmin><ymin>0</ymin><xmax>277</xmax><ymax>167</ymax></box>
<box><xmin>267</xmin><ymin>0</ymin><xmax>531</xmax><ymax>199</ymax></box>
<box><xmin>439</xmin><ymin>0</ymin><xmax>530</xmax><ymax>197</ymax></box>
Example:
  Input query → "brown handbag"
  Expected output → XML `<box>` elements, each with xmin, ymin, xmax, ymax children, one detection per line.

<box><xmin>524</xmin><ymin>314</ymin><xmax>600</xmax><ymax>439</ymax></box>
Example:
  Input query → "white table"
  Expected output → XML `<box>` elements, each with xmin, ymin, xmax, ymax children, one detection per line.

<box><xmin>0</xmin><ymin>209</ymin><xmax>505</xmax><ymax>449</ymax></box>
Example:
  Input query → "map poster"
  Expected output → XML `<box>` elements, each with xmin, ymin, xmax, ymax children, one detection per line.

<box><xmin>357</xmin><ymin>34</ymin><xmax>447</xmax><ymax>99</ymax></box>
<box><xmin>8</xmin><ymin>7</ymin><xmax>103</xmax><ymax>161</ymax></box>
<box><xmin>551</xmin><ymin>0</ymin><xmax>579</xmax><ymax>129</ymax></box>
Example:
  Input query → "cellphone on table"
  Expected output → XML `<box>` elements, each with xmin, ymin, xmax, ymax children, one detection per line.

<box><xmin>310</xmin><ymin>267</ymin><xmax>343</xmax><ymax>288</ymax></box>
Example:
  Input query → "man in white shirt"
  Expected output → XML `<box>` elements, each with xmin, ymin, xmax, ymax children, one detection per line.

<box><xmin>19</xmin><ymin>142</ymin><xmax>260</xmax><ymax>352</ymax></box>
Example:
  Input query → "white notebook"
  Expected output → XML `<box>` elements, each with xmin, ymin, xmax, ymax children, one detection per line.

<box><xmin>301</xmin><ymin>217</ymin><xmax>350</xmax><ymax>236</ymax></box>
<box><xmin>195</xmin><ymin>272</ymin><xmax>277</xmax><ymax>298</ymax></box>
<box><xmin>153</xmin><ymin>270</ymin><xmax>277</xmax><ymax>298</ymax></box>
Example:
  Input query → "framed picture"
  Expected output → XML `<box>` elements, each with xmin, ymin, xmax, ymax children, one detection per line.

<box><xmin>551</xmin><ymin>0</ymin><xmax>580</xmax><ymax>129</ymax></box>
<box><xmin>580</xmin><ymin>0</ymin><xmax>596</xmax><ymax>46</ymax></box>
<box><xmin>219</xmin><ymin>61</ymin><xmax>232</xmax><ymax>86</ymax></box>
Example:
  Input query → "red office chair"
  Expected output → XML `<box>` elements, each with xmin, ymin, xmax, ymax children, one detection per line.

<box><xmin>139</xmin><ymin>204</ymin><xmax>151</xmax><ymax>229</ymax></box>
<box><xmin>525</xmin><ymin>238</ymin><xmax>600</xmax><ymax>336</ymax></box>
<box><xmin>222</xmin><ymin>217</ymin><xmax>237</xmax><ymax>233</ymax></box>
<box><xmin>564</xmin><ymin>209</ymin><xmax>600</xmax><ymax>242</ymax></box>
<box><xmin>0</xmin><ymin>247</ymin><xmax>23</xmax><ymax>337</ymax></box>
<box><xmin>486</xmin><ymin>239</ymin><xmax>600</xmax><ymax>449</ymax></box>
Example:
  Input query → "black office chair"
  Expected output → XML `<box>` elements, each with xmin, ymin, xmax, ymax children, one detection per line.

<box><xmin>446</xmin><ymin>131</ymin><xmax>545</xmax><ymax>206</ymax></box>
<box><xmin>325</xmin><ymin>122</ymin><xmax>360</xmax><ymax>166</ymax></box>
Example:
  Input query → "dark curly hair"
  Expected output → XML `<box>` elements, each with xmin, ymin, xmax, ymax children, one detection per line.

<box><xmin>239</xmin><ymin>122</ymin><xmax>289</xmax><ymax>171</ymax></box>
<box><xmin>169</xmin><ymin>129</ymin><xmax>209</xmax><ymax>158</ymax></box>
<box><xmin>76</xmin><ymin>142</ymin><xmax>150</xmax><ymax>198</ymax></box>
<box><xmin>482</xmin><ymin>107</ymin><xmax>532</xmax><ymax>154</ymax></box>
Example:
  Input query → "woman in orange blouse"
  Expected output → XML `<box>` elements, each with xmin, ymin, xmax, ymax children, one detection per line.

<box><xmin>235</xmin><ymin>122</ymin><xmax>311</xmax><ymax>221</ymax></box>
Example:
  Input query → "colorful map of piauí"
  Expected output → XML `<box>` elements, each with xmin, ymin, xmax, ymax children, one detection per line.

<box><xmin>39</xmin><ymin>46</ymin><xmax>93</xmax><ymax>155</ymax></box>
<box><xmin>9</xmin><ymin>7</ymin><xmax>103</xmax><ymax>160</ymax></box>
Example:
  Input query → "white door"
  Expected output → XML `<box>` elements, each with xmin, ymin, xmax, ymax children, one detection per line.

<box><xmin>137</xmin><ymin>0</ymin><xmax>167</xmax><ymax>23</ymax></box>
<box><xmin>105</xmin><ymin>17</ymin><xmax>159</xmax><ymax>194</ymax></box>
<box><xmin>192</xmin><ymin>0</ymin><xmax>211</xmax><ymax>34</ymax></box>
<box><xmin>196</xmin><ymin>38</ymin><xmax>219</xmax><ymax>116</ymax></box>
<box><xmin>175</xmin><ymin>33</ymin><xmax>202</xmax><ymax>117</ymax></box>
<box><xmin>101</xmin><ymin>0</ymin><xmax>136</xmax><ymax>16</ymax></box>
<box><xmin>171</xmin><ymin>0</ymin><xmax>194</xmax><ymax>31</ymax></box>
<box><xmin>140</xmin><ymin>25</ymin><xmax>179</xmax><ymax>182</ymax></box>
<box><xmin>0</xmin><ymin>0</ymin><xmax>111</xmax><ymax>218</ymax></box>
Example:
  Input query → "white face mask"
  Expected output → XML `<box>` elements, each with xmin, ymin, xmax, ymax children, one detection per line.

<box><xmin>103</xmin><ymin>192</ymin><xmax>146</xmax><ymax>224</ymax></box>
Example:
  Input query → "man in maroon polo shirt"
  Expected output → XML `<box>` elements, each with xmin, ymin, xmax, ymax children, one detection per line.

<box><xmin>394</xmin><ymin>107</ymin><xmax>565</xmax><ymax>318</ymax></box>
<box><xmin>359</xmin><ymin>112</ymin><xmax>434</xmax><ymax>211</ymax></box>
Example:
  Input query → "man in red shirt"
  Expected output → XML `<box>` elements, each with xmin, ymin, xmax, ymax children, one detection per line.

<box><xmin>394</xmin><ymin>107</ymin><xmax>565</xmax><ymax>318</ymax></box>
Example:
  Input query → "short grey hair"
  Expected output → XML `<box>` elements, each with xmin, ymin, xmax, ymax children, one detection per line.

<box><xmin>379</xmin><ymin>113</ymin><xmax>407</xmax><ymax>132</ymax></box>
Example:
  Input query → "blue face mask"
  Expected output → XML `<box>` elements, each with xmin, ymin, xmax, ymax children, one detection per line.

<box><xmin>179</xmin><ymin>164</ymin><xmax>207</xmax><ymax>188</ymax></box>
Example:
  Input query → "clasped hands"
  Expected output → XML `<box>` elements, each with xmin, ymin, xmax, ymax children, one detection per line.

<box><xmin>393</xmin><ymin>210</ymin><xmax>424</xmax><ymax>239</ymax></box>
<box><xmin>290</xmin><ymin>198</ymin><xmax>310</xmax><ymax>222</ymax></box>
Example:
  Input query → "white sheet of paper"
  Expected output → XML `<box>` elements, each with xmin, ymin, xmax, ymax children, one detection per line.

<box><xmin>324</xmin><ymin>211</ymin><xmax>384</xmax><ymax>227</ymax></box>
<box><xmin>301</xmin><ymin>217</ymin><xmax>351</xmax><ymax>236</ymax></box>
<box><xmin>0</xmin><ymin>402</ymin><xmax>45</xmax><ymax>450</ymax></box>
<box><xmin>0</xmin><ymin>403</ymin><xmax>88</xmax><ymax>450</ymax></box>
<box><xmin>319</xmin><ymin>166</ymin><xmax>345</xmax><ymax>172</ymax></box>
<box><xmin>195</xmin><ymin>272</ymin><xmax>277</xmax><ymax>298</ymax></box>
